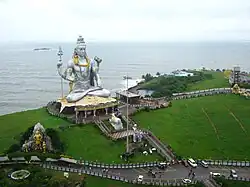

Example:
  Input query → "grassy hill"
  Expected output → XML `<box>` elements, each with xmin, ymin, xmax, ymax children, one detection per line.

<box><xmin>0</xmin><ymin>108</ymin><xmax>161</xmax><ymax>163</ymax></box>
<box><xmin>133</xmin><ymin>94</ymin><xmax>250</xmax><ymax>160</ymax></box>
<box><xmin>187</xmin><ymin>71</ymin><xmax>229</xmax><ymax>91</ymax></box>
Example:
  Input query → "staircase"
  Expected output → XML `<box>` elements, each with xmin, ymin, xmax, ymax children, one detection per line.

<box><xmin>111</xmin><ymin>130</ymin><xmax>142</xmax><ymax>139</ymax></box>
<box><xmin>94</xmin><ymin>120</ymin><xmax>110</xmax><ymax>137</ymax></box>
<box><xmin>94</xmin><ymin>119</ymin><xmax>141</xmax><ymax>140</ymax></box>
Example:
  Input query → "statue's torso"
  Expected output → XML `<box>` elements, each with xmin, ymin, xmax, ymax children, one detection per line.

<box><xmin>69</xmin><ymin>58</ymin><xmax>90</xmax><ymax>81</ymax></box>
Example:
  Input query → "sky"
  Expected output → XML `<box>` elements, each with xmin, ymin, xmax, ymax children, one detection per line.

<box><xmin>1</xmin><ymin>0</ymin><xmax>250</xmax><ymax>42</ymax></box>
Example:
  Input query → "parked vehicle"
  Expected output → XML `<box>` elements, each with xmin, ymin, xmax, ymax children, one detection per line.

<box><xmin>182</xmin><ymin>178</ymin><xmax>192</xmax><ymax>184</ymax></box>
<box><xmin>137</xmin><ymin>175</ymin><xmax>144</xmax><ymax>182</ymax></box>
<box><xmin>210</xmin><ymin>172</ymin><xmax>221</xmax><ymax>177</ymax></box>
<box><xmin>230</xmin><ymin>169</ymin><xmax>238</xmax><ymax>178</ymax></box>
<box><xmin>200</xmin><ymin>160</ymin><xmax>208</xmax><ymax>168</ymax></box>
<box><xmin>188</xmin><ymin>158</ymin><xmax>197</xmax><ymax>168</ymax></box>
<box><xmin>157</xmin><ymin>162</ymin><xmax>167</xmax><ymax>170</ymax></box>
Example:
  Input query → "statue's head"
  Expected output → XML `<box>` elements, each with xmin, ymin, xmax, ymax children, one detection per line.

<box><xmin>75</xmin><ymin>35</ymin><xmax>87</xmax><ymax>57</ymax></box>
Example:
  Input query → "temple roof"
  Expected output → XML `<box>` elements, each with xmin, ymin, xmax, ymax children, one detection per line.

<box><xmin>116</xmin><ymin>90</ymin><xmax>140</xmax><ymax>98</ymax></box>
<box><xmin>58</xmin><ymin>96</ymin><xmax>117</xmax><ymax>113</ymax></box>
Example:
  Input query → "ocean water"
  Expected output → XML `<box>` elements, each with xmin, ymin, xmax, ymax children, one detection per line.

<box><xmin>0</xmin><ymin>42</ymin><xmax>250</xmax><ymax>115</ymax></box>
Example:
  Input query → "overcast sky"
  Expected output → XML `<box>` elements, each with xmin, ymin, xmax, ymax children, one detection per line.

<box><xmin>1</xmin><ymin>0</ymin><xmax>250</xmax><ymax>42</ymax></box>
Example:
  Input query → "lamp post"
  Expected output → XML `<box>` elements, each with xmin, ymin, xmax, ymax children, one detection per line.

<box><xmin>126</xmin><ymin>74</ymin><xmax>129</xmax><ymax>153</ymax></box>
<box><xmin>57</xmin><ymin>46</ymin><xmax>64</xmax><ymax>99</ymax></box>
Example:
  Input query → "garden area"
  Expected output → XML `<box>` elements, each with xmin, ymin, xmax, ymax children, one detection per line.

<box><xmin>132</xmin><ymin>94</ymin><xmax>250</xmax><ymax>160</ymax></box>
<box><xmin>0</xmin><ymin>107</ymin><xmax>161</xmax><ymax>163</ymax></box>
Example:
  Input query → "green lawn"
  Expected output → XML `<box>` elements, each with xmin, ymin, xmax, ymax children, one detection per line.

<box><xmin>187</xmin><ymin>71</ymin><xmax>229</xmax><ymax>91</ymax></box>
<box><xmin>59</xmin><ymin>125</ymin><xmax>162</xmax><ymax>163</ymax></box>
<box><xmin>0</xmin><ymin>107</ymin><xmax>71</xmax><ymax>152</ymax></box>
<box><xmin>0</xmin><ymin>108</ymin><xmax>161</xmax><ymax>163</ymax></box>
<box><xmin>133</xmin><ymin>94</ymin><xmax>250</xmax><ymax>160</ymax></box>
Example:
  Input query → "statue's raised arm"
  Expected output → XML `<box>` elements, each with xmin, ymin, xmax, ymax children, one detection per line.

<box><xmin>57</xmin><ymin>47</ymin><xmax>75</xmax><ymax>82</ymax></box>
<box><xmin>56</xmin><ymin>36</ymin><xmax>111</xmax><ymax>103</ymax></box>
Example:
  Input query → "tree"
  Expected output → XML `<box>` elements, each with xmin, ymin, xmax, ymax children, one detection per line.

<box><xmin>156</xmin><ymin>72</ymin><xmax>160</xmax><ymax>76</ymax></box>
<box><xmin>142</xmin><ymin>73</ymin><xmax>153</xmax><ymax>82</ymax></box>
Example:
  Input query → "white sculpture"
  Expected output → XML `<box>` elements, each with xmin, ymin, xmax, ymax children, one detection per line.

<box><xmin>33</xmin><ymin>123</ymin><xmax>45</xmax><ymax>134</ymax></box>
<box><xmin>109</xmin><ymin>113</ymin><xmax>123</xmax><ymax>130</ymax></box>
<box><xmin>57</xmin><ymin>36</ymin><xmax>111</xmax><ymax>102</ymax></box>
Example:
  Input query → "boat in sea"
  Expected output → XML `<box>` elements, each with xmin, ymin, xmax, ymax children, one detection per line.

<box><xmin>123</xmin><ymin>76</ymin><xmax>132</xmax><ymax>80</ymax></box>
<box><xmin>33</xmin><ymin>47</ymin><xmax>51</xmax><ymax>51</ymax></box>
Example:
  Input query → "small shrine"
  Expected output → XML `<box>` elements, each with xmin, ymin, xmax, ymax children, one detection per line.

<box><xmin>21</xmin><ymin>123</ymin><xmax>53</xmax><ymax>153</ymax></box>
<box><xmin>232</xmin><ymin>84</ymin><xmax>240</xmax><ymax>94</ymax></box>
<box><xmin>232</xmin><ymin>84</ymin><xmax>250</xmax><ymax>99</ymax></box>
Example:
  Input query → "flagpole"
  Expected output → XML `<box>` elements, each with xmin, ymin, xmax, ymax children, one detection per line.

<box><xmin>126</xmin><ymin>73</ymin><xmax>129</xmax><ymax>153</ymax></box>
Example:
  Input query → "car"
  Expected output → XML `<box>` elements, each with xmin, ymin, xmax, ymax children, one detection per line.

<box><xmin>230</xmin><ymin>169</ymin><xmax>238</xmax><ymax>178</ymax></box>
<box><xmin>187</xmin><ymin>158</ymin><xmax>197</xmax><ymax>168</ymax></box>
<box><xmin>182</xmin><ymin>178</ymin><xmax>192</xmax><ymax>184</ymax></box>
<box><xmin>151</xmin><ymin>147</ymin><xmax>156</xmax><ymax>151</ymax></box>
<box><xmin>200</xmin><ymin>160</ymin><xmax>208</xmax><ymax>168</ymax></box>
<box><xmin>210</xmin><ymin>172</ymin><xmax>221</xmax><ymax>177</ymax></box>
<box><xmin>157</xmin><ymin>162</ymin><xmax>167</xmax><ymax>170</ymax></box>
<box><xmin>137</xmin><ymin>175</ymin><xmax>144</xmax><ymax>182</ymax></box>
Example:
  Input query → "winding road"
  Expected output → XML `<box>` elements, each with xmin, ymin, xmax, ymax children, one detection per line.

<box><xmin>45</xmin><ymin>161</ymin><xmax>250</xmax><ymax>185</ymax></box>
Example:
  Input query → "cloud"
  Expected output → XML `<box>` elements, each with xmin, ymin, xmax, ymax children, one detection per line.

<box><xmin>1</xmin><ymin>0</ymin><xmax>250</xmax><ymax>42</ymax></box>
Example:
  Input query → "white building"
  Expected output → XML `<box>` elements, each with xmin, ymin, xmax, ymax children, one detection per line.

<box><xmin>170</xmin><ymin>70</ymin><xmax>194</xmax><ymax>77</ymax></box>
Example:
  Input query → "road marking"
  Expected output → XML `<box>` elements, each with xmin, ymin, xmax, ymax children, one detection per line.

<box><xmin>140</xmin><ymin>168</ymin><xmax>148</xmax><ymax>172</ymax></box>
<box><xmin>133</xmin><ymin>168</ymin><xmax>147</xmax><ymax>173</ymax></box>
<box><xmin>164</xmin><ymin>169</ymin><xmax>177</xmax><ymax>172</ymax></box>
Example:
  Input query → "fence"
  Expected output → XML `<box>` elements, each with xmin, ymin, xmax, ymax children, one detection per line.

<box><xmin>199</xmin><ymin>159</ymin><xmax>250</xmax><ymax>167</ymax></box>
<box><xmin>0</xmin><ymin>155</ymin><xmax>163</xmax><ymax>169</ymax></box>
<box><xmin>224</xmin><ymin>176</ymin><xmax>250</xmax><ymax>182</ymax></box>
<box><xmin>79</xmin><ymin>160</ymin><xmax>161</xmax><ymax>169</ymax></box>
<box><xmin>172</xmin><ymin>88</ymin><xmax>232</xmax><ymax>100</ymax></box>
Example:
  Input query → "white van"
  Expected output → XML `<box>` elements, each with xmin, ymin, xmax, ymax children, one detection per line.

<box><xmin>137</xmin><ymin>175</ymin><xmax>144</xmax><ymax>182</ymax></box>
<box><xmin>188</xmin><ymin>158</ymin><xmax>197</xmax><ymax>167</ymax></box>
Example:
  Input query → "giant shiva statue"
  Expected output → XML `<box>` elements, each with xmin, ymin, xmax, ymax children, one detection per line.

<box><xmin>57</xmin><ymin>36</ymin><xmax>111</xmax><ymax>102</ymax></box>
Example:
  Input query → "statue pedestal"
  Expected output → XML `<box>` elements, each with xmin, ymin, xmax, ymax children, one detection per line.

<box><xmin>55</xmin><ymin>96</ymin><xmax>118</xmax><ymax>123</ymax></box>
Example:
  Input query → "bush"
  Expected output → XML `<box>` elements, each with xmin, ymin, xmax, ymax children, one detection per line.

<box><xmin>45</xmin><ymin>128</ymin><xmax>64</xmax><ymax>153</ymax></box>
<box><xmin>19</xmin><ymin>126</ymin><xmax>34</xmax><ymax>146</ymax></box>
<box><xmin>5</xmin><ymin>144</ymin><xmax>20</xmax><ymax>154</ymax></box>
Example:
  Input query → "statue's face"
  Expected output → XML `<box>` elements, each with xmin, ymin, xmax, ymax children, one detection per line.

<box><xmin>75</xmin><ymin>44</ymin><xmax>86</xmax><ymax>57</ymax></box>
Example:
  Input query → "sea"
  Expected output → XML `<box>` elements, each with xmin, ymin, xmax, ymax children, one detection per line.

<box><xmin>0</xmin><ymin>42</ymin><xmax>250</xmax><ymax>116</ymax></box>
